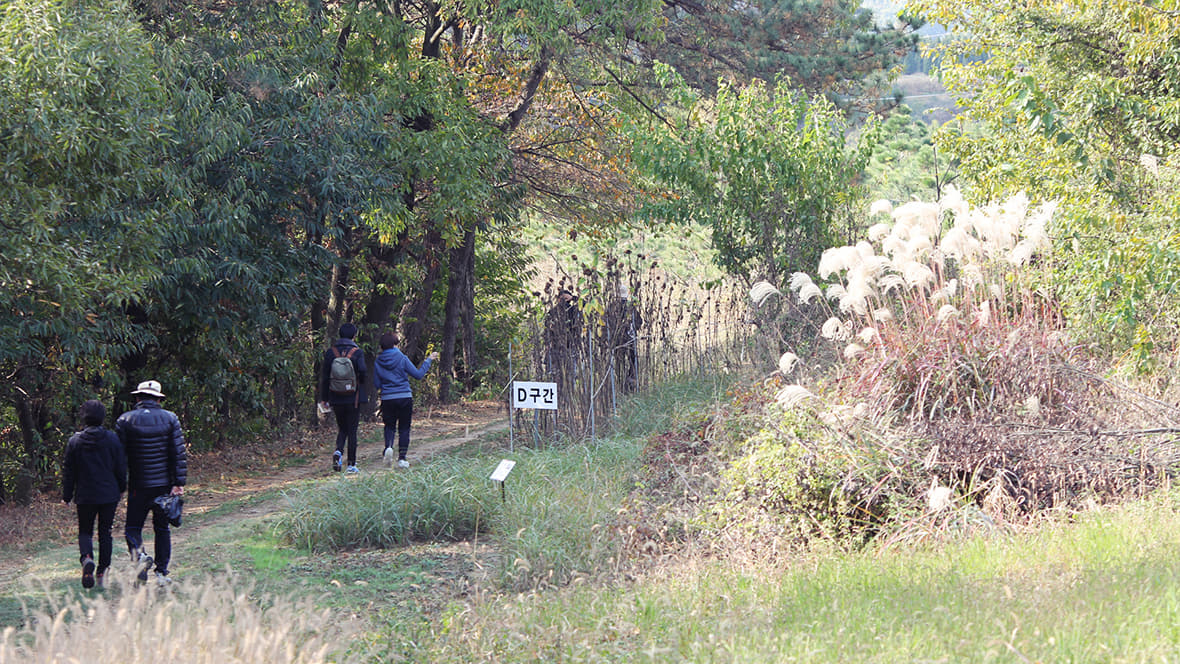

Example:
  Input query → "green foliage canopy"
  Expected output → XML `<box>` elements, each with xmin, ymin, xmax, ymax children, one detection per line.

<box><xmin>0</xmin><ymin>0</ymin><xmax>170</xmax><ymax>497</ymax></box>
<box><xmin>914</xmin><ymin>0</ymin><xmax>1180</xmax><ymax>363</ymax></box>
<box><xmin>652</xmin><ymin>0</ymin><xmax>921</xmax><ymax>107</ymax></box>
<box><xmin>629</xmin><ymin>69</ymin><xmax>877</xmax><ymax>282</ymax></box>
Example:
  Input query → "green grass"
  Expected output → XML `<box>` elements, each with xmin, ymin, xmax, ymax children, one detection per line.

<box><xmin>275</xmin><ymin>435</ymin><xmax>646</xmax><ymax>592</ymax></box>
<box><xmin>611</xmin><ymin>372</ymin><xmax>740</xmax><ymax>440</ymax></box>
<box><xmin>276</xmin><ymin>458</ymin><xmax>503</xmax><ymax>551</ymax></box>
<box><xmin>492</xmin><ymin>436</ymin><xmax>643</xmax><ymax>590</ymax></box>
<box><xmin>422</xmin><ymin>489</ymin><xmax>1180</xmax><ymax>662</ymax></box>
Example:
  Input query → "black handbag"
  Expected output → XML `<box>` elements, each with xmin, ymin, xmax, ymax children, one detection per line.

<box><xmin>153</xmin><ymin>494</ymin><xmax>184</xmax><ymax>527</ymax></box>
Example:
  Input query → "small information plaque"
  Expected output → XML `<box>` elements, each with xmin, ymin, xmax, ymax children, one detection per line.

<box><xmin>490</xmin><ymin>459</ymin><xmax>516</xmax><ymax>483</ymax></box>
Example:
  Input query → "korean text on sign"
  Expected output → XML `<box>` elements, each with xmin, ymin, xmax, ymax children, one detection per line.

<box><xmin>512</xmin><ymin>381</ymin><xmax>558</xmax><ymax>410</ymax></box>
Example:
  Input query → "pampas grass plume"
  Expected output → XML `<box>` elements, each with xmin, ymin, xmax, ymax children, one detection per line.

<box><xmin>819</xmin><ymin>245</ymin><xmax>860</xmax><ymax>279</ymax></box>
<box><xmin>870</xmin><ymin>199</ymin><xmax>894</xmax><ymax>216</ymax></box>
<box><xmin>893</xmin><ymin>200</ymin><xmax>941</xmax><ymax>237</ymax></box>
<box><xmin>776</xmin><ymin>385</ymin><xmax>815</xmax><ymax>408</ymax></box>
<box><xmin>974</xmin><ymin>300</ymin><xmax>992</xmax><ymax>326</ymax></box>
<box><xmin>750</xmin><ymin>281</ymin><xmax>780</xmax><ymax>306</ymax></box>
<box><xmin>868</xmin><ymin>222</ymin><xmax>891</xmax><ymax>242</ymax></box>
<box><xmin>788</xmin><ymin>271</ymin><xmax>814</xmax><ymax>292</ymax></box>
<box><xmin>821</xmin><ymin>317</ymin><xmax>849</xmax><ymax>341</ymax></box>
<box><xmin>902</xmin><ymin>262</ymin><xmax>935</xmax><ymax>289</ymax></box>
<box><xmin>798</xmin><ymin>282</ymin><xmax>823</xmax><ymax>304</ymax></box>
<box><xmin>927</xmin><ymin>483</ymin><xmax>953</xmax><ymax>512</ymax></box>
<box><xmin>778</xmin><ymin>351</ymin><xmax>800</xmax><ymax>375</ymax></box>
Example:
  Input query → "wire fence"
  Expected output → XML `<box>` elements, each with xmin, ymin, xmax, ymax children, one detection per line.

<box><xmin>507</xmin><ymin>264</ymin><xmax>757</xmax><ymax>445</ymax></box>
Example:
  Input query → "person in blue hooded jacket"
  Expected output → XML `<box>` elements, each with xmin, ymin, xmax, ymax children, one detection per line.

<box><xmin>373</xmin><ymin>331</ymin><xmax>438</xmax><ymax>468</ymax></box>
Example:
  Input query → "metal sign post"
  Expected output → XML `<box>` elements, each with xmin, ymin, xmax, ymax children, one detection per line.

<box><xmin>512</xmin><ymin>380</ymin><xmax>557</xmax><ymax>449</ymax></box>
<box><xmin>508</xmin><ymin>343</ymin><xmax>513</xmax><ymax>453</ymax></box>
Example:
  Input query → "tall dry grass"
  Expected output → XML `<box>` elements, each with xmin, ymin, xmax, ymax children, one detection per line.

<box><xmin>520</xmin><ymin>250</ymin><xmax>753</xmax><ymax>441</ymax></box>
<box><xmin>0</xmin><ymin>572</ymin><xmax>366</xmax><ymax>663</ymax></box>
<box><xmin>762</xmin><ymin>186</ymin><xmax>1063</xmax><ymax>421</ymax></box>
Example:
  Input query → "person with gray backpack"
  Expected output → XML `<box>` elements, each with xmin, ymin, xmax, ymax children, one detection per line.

<box><xmin>319</xmin><ymin>323</ymin><xmax>368</xmax><ymax>473</ymax></box>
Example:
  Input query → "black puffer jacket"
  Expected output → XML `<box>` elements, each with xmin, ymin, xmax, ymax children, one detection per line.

<box><xmin>62</xmin><ymin>426</ymin><xmax>127</xmax><ymax>505</ymax></box>
<box><xmin>116</xmin><ymin>400</ymin><xmax>188</xmax><ymax>490</ymax></box>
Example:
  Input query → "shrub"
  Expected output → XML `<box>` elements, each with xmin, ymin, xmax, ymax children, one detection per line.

<box><xmin>276</xmin><ymin>460</ymin><xmax>499</xmax><ymax>551</ymax></box>
<box><xmin>723</xmin><ymin>188</ymin><xmax>1180</xmax><ymax>548</ymax></box>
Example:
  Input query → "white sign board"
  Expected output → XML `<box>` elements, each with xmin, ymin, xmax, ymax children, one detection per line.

<box><xmin>512</xmin><ymin>381</ymin><xmax>557</xmax><ymax>410</ymax></box>
<box><xmin>490</xmin><ymin>459</ymin><xmax>516</xmax><ymax>483</ymax></box>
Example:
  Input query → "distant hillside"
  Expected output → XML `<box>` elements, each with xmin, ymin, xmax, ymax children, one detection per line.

<box><xmin>862</xmin><ymin>0</ymin><xmax>948</xmax><ymax>37</ymax></box>
<box><xmin>858</xmin><ymin>0</ymin><xmax>958</xmax><ymax>123</ymax></box>
<box><xmin>893</xmin><ymin>73</ymin><xmax>959</xmax><ymax>125</ymax></box>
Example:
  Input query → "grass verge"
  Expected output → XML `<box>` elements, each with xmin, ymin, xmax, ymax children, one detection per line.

<box><xmin>424</xmin><ymin>488</ymin><xmax>1180</xmax><ymax>662</ymax></box>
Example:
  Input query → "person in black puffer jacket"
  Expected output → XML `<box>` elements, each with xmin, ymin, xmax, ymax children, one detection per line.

<box><xmin>116</xmin><ymin>379</ymin><xmax>187</xmax><ymax>586</ymax></box>
<box><xmin>62</xmin><ymin>400</ymin><xmax>126</xmax><ymax>589</ymax></box>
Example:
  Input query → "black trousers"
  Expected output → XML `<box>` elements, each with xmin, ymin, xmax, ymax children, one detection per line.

<box><xmin>76</xmin><ymin>502</ymin><xmax>117</xmax><ymax>573</ymax></box>
<box><xmin>125</xmin><ymin>486</ymin><xmax>173</xmax><ymax>575</ymax></box>
<box><xmin>380</xmin><ymin>398</ymin><xmax>414</xmax><ymax>459</ymax></box>
<box><xmin>331</xmin><ymin>402</ymin><xmax>360</xmax><ymax>465</ymax></box>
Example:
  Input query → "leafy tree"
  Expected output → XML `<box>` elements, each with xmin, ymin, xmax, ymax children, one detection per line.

<box><xmin>652</xmin><ymin>0</ymin><xmax>921</xmax><ymax>106</ymax></box>
<box><xmin>629</xmin><ymin>69</ymin><xmax>878</xmax><ymax>283</ymax></box>
<box><xmin>913</xmin><ymin>0</ymin><xmax>1180</xmax><ymax>363</ymax></box>
<box><xmin>864</xmin><ymin>104</ymin><xmax>955</xmax><ymax>203</ymax></box>
<box><xmin>0</xmin><ymin>0</ymin><xmax>172</xmax><ymax>502</ymax></box>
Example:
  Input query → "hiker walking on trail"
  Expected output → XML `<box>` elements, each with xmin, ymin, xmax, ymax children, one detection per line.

<box><xmin>319</xmin><ymin>322</ymin><xmax>368</xmax><ymax>474</ymax></box>
<box><xmin>116</xmin><ymin>380</ymin><xmax>187</xmax><ymax>587</ymax></box>
<box><xmin>373</xmin><ymin>331</ymin><xmax>438</xmax><ymax>468</ymax></box>
<box><xmin>62</xmin><ymin>399</ymin><xmax>126</xmax><ymax>589</ymax></box>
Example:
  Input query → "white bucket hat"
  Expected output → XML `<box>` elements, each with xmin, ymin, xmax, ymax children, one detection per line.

<box><xmin>132</xmin><ymin>379</ymin><xmax>165</xmax><ymax>399</ymax></box>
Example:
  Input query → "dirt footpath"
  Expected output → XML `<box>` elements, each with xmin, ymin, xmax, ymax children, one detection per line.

<box><xmin>185</xmin><ymin>399</ymin><xmax>510</xmax><ymax>518</ymax></box>
<box><xmin>0</xmin><ymin>400</ymin><xmax>510</xmax><ymax>558</ymax></box>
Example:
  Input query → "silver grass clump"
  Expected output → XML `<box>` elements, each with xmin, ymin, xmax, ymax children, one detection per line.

<box><xmin>760</xmin><ymin>186</ymin><xmax>1058</xmax><ymax>372</ymax></box>
<box><xmin>750</xmin><ymin>280</ymin><xmax>780</xmax><ymax>307</ymax></box>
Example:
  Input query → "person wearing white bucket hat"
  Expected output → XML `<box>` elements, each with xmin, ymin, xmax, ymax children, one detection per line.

<box><xmin>116</xmin><ymin>379</ymin><xmax>187</xmax><ymax>587</ymax></box>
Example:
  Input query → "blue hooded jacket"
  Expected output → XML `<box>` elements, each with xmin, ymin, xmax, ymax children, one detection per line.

<box><xmin>373</xmin><ymin>347</ymin><xmax>433</xmax><ymax>401</ymax></box>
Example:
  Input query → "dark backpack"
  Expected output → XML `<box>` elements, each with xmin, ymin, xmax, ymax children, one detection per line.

<box><xmin>328</xmin><ymin>347</ymin><xmax>359</xmax><ymax>395</ymax></box>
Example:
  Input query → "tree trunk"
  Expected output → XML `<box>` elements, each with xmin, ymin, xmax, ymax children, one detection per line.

<box><xmin>438</xmin><ymin>228</ymin><xmax>475</xmax><ymax>403</ymax></box>
<box><xmin>460</xmin><ymin>231</ymin><xmax>477</xmax><ymax>391</ymax></box>
<box><xmin>398</xmin><ymin>226</ymin><xmax>444</xmax><ymax>363</ymax></box>
<box><xmin>12</xmin><ymin>389</ymin><xmax>46</xmax><ymax>506</ymax></box>
<box><xmin>360</xmin><ymin>244</ymin><xmax>405</xmax><ymax>332</ymax></box>
<box><xmin>358</xmin><ymin>244</ymin><xmax>406</xmax><ymax>416</ymax></box>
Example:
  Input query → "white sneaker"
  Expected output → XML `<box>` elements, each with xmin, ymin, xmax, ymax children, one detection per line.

<box><xmin>346</xmin><ymin>465</ymin><xmax>360</xmax><ymax>474</ymax></box>
<box><xmin>397</xmin><ymin>459</ymin><xmax>410</xmax><ymax>469</ymax></box>
<box><xmin>383</xmin><ymin>447</ymin><xmax>394</xmax><ymax>467</ymax></box>
<box><xmin>155</xmin><ymin>572</ymin><xmax>171</xmax><ymax>588</ymax></box>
